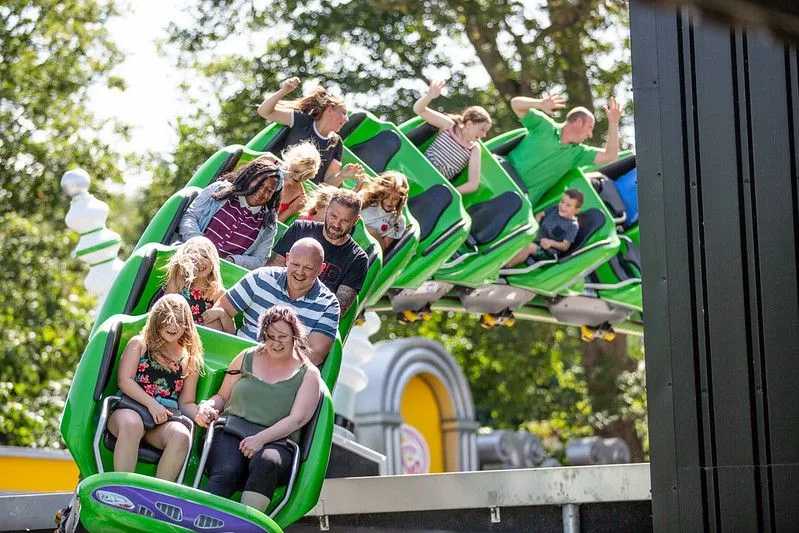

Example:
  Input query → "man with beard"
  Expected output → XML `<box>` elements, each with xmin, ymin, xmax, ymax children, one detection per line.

<box><xmin>202</xmin><ymin>238</ymin><xmax>339</xmax><ymax>366</ymax></box>
<box><xmin>267</xmin><ymin>188</ymin><xmax>368</xmax><ymax>315</ymax></box>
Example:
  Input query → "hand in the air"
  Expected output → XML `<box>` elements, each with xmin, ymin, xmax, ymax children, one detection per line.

<box><xmin>426</xmin><ymin>79</ymin><xmax>446</xmax><ymax>99</ymax></box>
<box><xmin>339</xmin><ymin>163</ymin><xmax>364</xmax><ymax>181</ymax></box>
<box><xmin>540</xmin><ymin>94</ymin><xmax>566</xmax><ymax>116</ymax></box>
<box><xmin>604</xmin><ymin>96</ymin><xmax>621</xmax><ymax>125</ymax></box>
<box><xmin>282</xmin><ymin>77</ymin><xmax>301</xmax><ymax>92</ymax></box>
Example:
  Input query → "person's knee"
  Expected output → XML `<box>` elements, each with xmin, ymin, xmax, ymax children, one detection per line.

<box><xmin>250</xmin><ymin>451</ymin><xmax>280</xmax><ymax>478</ymax></box>
<box><xmin>113</xmin><ymin>409</ymin><xmax>145</xmax><ymax>438</ymax></box>
<box><xmin>166</xmin><ymin>423</ymin><xmax>192</xmax><ymax>451</ymax></box>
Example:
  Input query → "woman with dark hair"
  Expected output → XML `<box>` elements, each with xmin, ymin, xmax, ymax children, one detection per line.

<box><xmin>190</xmin><ymin>306</ymin><xmax>322</xmax><ymax>512</ymax></box>
<box><xmin>179</xmin><ymin>158</ymin><xmax>283</xmax><ymax>269</ymax></box>
<box><xmin>257</xmin><ymin>77</ymin><xmax>365</xmax><ymax>187</ymax></box>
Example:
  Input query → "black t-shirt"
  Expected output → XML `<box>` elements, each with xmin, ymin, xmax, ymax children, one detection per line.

<box><xmin>273</xmin><ymin>220</ymin><xmax>368</xmax><ymax>293</ymax></box>
<box><xmin>284</xmin><ymin>110</ymin><xmax>343</xmax><ymax>184</ymax></box>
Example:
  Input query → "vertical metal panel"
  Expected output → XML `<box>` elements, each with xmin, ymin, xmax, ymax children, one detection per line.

<box><xmin>747</xmin><ymin>37</ymin><xmax>799</xmax><ymax>531</ymax></box>
<box><xmin>631</xmin><ymin>2</ymin><xmax>799</xmax><ymax>531</ymax></box>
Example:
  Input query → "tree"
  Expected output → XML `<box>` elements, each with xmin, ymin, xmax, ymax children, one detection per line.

<box><xmin>375</xmin><ymin>312</ymin><xmax>648</xmax><ymax>461</ymax></box>
<box><xmin>140</xmin><ymin>0</ymin><xmax>631</xmax><ymax>227</ymax></box>
<box><xmin>0</xmin><ymin>0</ymin><xmax>128</xmax><ymax>447</ymax></box>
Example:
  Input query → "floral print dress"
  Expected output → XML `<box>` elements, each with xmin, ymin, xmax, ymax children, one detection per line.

<box><xmin>180</xmin><ymin>286</ymin><xmax>216</xmax><ymax>325</ymax></box>
<box><xmin>134</xmin><ymin>351</ymin><xmax>184</xmax><ymax>410</ymax></box>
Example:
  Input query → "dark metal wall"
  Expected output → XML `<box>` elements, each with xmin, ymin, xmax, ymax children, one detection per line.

<box><xmin>630</xmin><ymin>2</ymin><xmax>799</xmax><ymax>531</ymax></box>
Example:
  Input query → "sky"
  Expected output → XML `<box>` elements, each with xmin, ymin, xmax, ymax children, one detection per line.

<box><xmin>88</xmin><ymin>1</ymin><xmax>632</xmax><ymax>195</ymax></box>
<box><xmin>87</xmin><ymin>1</ymin><xmax>190</xmax><ymax>194</ymax></box>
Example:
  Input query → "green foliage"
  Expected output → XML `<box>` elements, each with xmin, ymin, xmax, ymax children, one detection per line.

<box><xmin>376</xmin><ymin>312</ymin><xmax>591</xmax><ymax>452</ymax></box>
<box><xmin>0</xmin><ymin>213</ymin><xmax>95</xmax><ymax>447</ymax></box>
<box><xmin>0</xmin><ymin>0</ymin><xmax>127</xmax><ymax>446</ymax></box>
<box><xmin>375</xmin><ymin>311</ymin><xmax>648</xmax><ymax>459</ymax></box>
<box><xmin>140</xmin><ymin>0</ymin><xmax>632</xmax><ymax>224</ymax></box>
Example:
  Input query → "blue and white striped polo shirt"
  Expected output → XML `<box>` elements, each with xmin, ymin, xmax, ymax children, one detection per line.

<box><xmin>226</xmin><ymin>267</ymin><xmax>340</xmax><ymax>341</ymax></box>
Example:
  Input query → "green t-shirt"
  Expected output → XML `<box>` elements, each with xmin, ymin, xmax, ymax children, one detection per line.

<box><xmin>506</xmin><ymin>109</ymin><xmax>601</xmax><ymax>206</ymax></box>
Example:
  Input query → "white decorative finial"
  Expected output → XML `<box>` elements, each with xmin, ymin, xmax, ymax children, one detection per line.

<box><xmin>61</xmin><ymin>168</ymin><xmax>91</xmax><ymax>197</ymax></box>
<box><xmin>335</xmin><ymin>311</ymin><xmax>382</xmax><ymax>440</ymax></box>
<box><xmin>61</xmin><ymin>168</ymin><xmax>124</xmax><ymax>311</ymax></box>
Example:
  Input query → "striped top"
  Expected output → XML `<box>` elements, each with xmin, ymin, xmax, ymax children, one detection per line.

<box><xmin>226</xmin><ymin>267</ymin><xmax>340</xmax><ymax>341</ymax></box>
<box><xmin>204</xmin><ymin>196</ymin><xmax>265</xmax><ymax>258</ymax></box>
<box><xmin>424</xmin><ymin>128</ymin><xmax>472</xmax><ymax>180</ymax></box>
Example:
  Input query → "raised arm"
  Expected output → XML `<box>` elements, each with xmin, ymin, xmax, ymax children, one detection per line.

<box><xmin>412</xmin><ymin>80</ymin><xmax>455</xmax><ymax>131</ymax></box>
<box><xmin>510</xmin><ymin>94</ymin><xmax>566</xmax><ymax>119</ymax></box>
<box><xmin>257</xmin><ymin>77</ymin><xmax>301</xmax><ymax>125</ymax></box>
<box><xmin>593</xmin><ymin>97</ymin><xmax>622</xmax><ymax>165</ymax></box>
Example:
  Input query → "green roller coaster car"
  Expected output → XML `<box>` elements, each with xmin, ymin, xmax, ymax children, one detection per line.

<box><xmin>244</xmin><ymin>123</ymin><xmax>420</xmax><ymax>315</ymax></box>
<box><xmin>582</xmin><ymin>155</ymin><xmax>641</xmax><ymax>313</ymax></box>
<box><xmin>88</xmin><ymin>242</ymin><xmax>345</xmax><ymax>389</ymax></box>
<box><xmin>65</xmin><ymin>472</ymin><xmax>282</xmax><ymax>532</ymax></box>
<box><xmin>61</xmin><ymin>314</ymin><xmax>334</xmax><ymax>531</ymax></box>
<box><xmin>398</xmin><ymin>117</ymin><xmax>537</xmax><ymax>288</ymax></box>
<box><xmin>336</xmin><ymin>110</ymin><xmax>472</xmax><ymax>289</ymax></box>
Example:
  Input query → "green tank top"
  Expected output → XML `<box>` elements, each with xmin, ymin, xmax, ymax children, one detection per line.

<box><xmin>223</xmin><ymin>348</ymin><xmax>307</xmax><ymax>443</ymax></box>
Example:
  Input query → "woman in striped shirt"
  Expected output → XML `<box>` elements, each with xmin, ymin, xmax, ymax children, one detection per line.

<box><xmin>412</xmin><ymin>80</ymin><xmax>492</xmax><ymax>195</ymax></box>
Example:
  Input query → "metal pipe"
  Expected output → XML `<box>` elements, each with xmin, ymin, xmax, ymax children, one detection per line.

<box><xmin>562</xmin><ymin>503</ymin><xmax>580</xmax><ymax>533</ymax></box>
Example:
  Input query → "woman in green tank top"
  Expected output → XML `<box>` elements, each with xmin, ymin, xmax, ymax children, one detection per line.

<box><xmin>189</xmin><ymin>306</ymin><xmax>322</xmax><ymax>512</ymax></box>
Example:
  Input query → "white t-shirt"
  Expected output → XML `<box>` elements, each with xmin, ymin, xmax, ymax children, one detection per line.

<box><xmin>361</xmin><ymin>205</ymin><xmax>406</xmax><ymax>239</ymax></box>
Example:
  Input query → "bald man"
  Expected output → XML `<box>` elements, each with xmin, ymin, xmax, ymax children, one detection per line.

<box><xmin>202</xmin><ymin>238</ymin><xmax>340</xmax><ymax>365</ymax></box>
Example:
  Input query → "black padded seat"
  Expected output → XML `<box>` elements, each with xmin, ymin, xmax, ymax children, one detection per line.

<box><xmin>338</xmin><ymin>112</ymin><xmax>368</xmax><ymax>141</ymax></box>
<box><xmin>609</xmin><ymin>254</ymin><xmax>631</xmax><ymax>281</ymax></box>
<box><xmin>104</xmin><ymin>432</ymin><xmax>163</xmax><ymax>464</ymax></box>
<box><xmin>597</xmin><ymin>154</ymin><xmax>636</xmax><ymax>181</ymax></box>
<box><xmin>348</xmin><ymin>130</ymin><xmax>402</xmax><ymax>174</ymax></box>
<box><xmin>466</xmin><ymin>192</ymin><xmax>523</xmax><ymax>246</ymax></box>
<box><xmin>163</xmin><ymin>189</ymin><xmax>200</xmax><ymax>246</ymax></box>
<box><xmin>383</xmin><ymin>224</ymin><xmax>416</xmax><ymax>264</ymax></box>
<box><xmin>407</xmin><ymin>185</ymin><xmax>453</xmax><ymax>242</ymax></box>
<box><xmin>589</xmin><ymin>174</ymin><xmax>626</xmax><ymax>219</ymax></box>
<box><xmin>298</xmin><ymin>396</ymin><xmax>324</xmax><ymax>462</ymax></box>
<box><xmin>498</xmin><ymin>158</ymin><xmax>528</xmax><ymax>194</ymax></box>
<box><xmin>490</xmin><ymin>134</ymin><xmax>525</xmax><ymax>157</ymax></box>
<box><xmin>405</xmin><ymin>122</ymin><xmax>439</xmax><ymax>148</ymax></box>
<box><xmin>623</xmin><ymin>240</ymin><xmax>642</xmax><ymax>275</ymax></box>
<box><xmin>558</xmin><ymin>208</ymin><xmax>606</xmax><ymax>261</ymax></box>
<box><xmin>213</xmin><ymin>148</ymin><xmax>244</xmax><ymax>181</ymax></box>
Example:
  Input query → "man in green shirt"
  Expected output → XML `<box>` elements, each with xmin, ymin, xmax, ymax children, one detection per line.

<box><xmin>505</xmin><ymin>94</ymin><xmax>621</xmax><ymax>206</ymax></box>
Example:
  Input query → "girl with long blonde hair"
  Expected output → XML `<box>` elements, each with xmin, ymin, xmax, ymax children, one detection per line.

<box><xmin>257</xmin><ymin>77</ymin><xmax>365</xmax><ymax>186</ymax></box>
<box><xmin>107</xmin><ymin>294</ymin><xmax>205</xmax><ymax>481</ymax></box>
<box><xmin>412</xmin><ymin>79</ymin><xmax>493</xmax><ymax>195</ymax></box>
<box><xmin>158</xmin><ymin>236</ymin><xmax>234</xmax><ymax>334</ymax></box>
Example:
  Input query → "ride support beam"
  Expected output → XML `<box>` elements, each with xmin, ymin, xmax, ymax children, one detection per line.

<box><xmin>631</xmin><ymin>2</ymin><xmax>799</xmax><ymax>532</ymax></box>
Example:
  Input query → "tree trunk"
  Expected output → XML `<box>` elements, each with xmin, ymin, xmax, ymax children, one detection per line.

<box><xmin>581</xmin><ymin>333</ymin><xmax>646</xmax><ymax>461</ymax></box>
